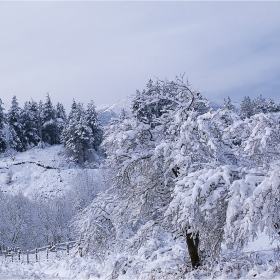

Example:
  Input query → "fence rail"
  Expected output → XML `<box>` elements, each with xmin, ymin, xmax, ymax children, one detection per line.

<box><xmin>1</xmin><ymin>241</ymin><xmax>279</xmax><ymax>267</ymax></box>
<box><xmin>0</xmin><ymin>239</ymin><xmax>84</xmax><ymax>264</ymax></box>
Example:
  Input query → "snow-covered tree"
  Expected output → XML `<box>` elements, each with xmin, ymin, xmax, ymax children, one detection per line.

<box><xmin>73</xmin><ymin>192</ymin><xmax>117</xmax><ymax>261</ymax></box>
<box><xmin>55</xmin><ymin>102</ymin><xmax>67</xmax><ymax>143</ymax></box>
<box><xmin>223</xmin><ymin>96</ymin><xmax>235</xmax><ymax>111</ymax></box>
<box><xmin>222</xmin><ymin>112</ymin><xmax>280</xmax><ymax>250</ymax></box>
<box><xmin>252</xmin><ymin>94</ymin><xmax>267</xmax><ymax>114</ymax></box>
<box><xmin>76</xmin><ymin>76</ymin><xmax>214</xmax><ymax>268</ymax></box>
<box><xmin>239</xmin><ymin>96</ymin><xmax>254</xmax><ymax>120</ymax></box>
<box><xmin>7</xmin><ymin>96</ymin><xmax>23</xmax><ymax>152</ymax></box>
<box><xmin>61</xmin><ymin>101</ymin><xmax>94</xmax><ymax>164</ymax></box>
<box><xmin>119</xmin><ymin>108</ymin><xmax>126</xmax><ymax>120</ymax></box>
<box><xmin>20</xmin><ymin>101</ymin><xmax>40</xmax><ymax>149</ymax></box>
<box><xmin>166</xmin><ymin>165</ymin><xmax>235</xmax><ymax>263</ymax></box>
<box><xmin>84</xmin><ymin>100</ymin><xmax>103</xmax><ymax>151</ymax></box>
<box><xmin>267</xmin><ymin>98</ymin><xmax>280</xmax><ymax>113</ymax></box>
<box><xmin>225</xmin><ymin>112</ymin><xmax>280</xmax><ymax>167</ymax></box>
<box><xmin>0</xmin><ymin>98</ymin><xmax>7</xmax><ymax>153</ymax></box>
<box><xmin>163</xmin><ymin>107</ymin><xmax>241</xmax><ymax>265</ymax></box>
<box><xmin>131</xmin><ymin>79</ymin><xmax>163</xmax><ymax>126</ymax></box>
<box><xmin>41</xmin><ymin>93</ymin><xmax>59</xmax><ymax>145</ymax></box>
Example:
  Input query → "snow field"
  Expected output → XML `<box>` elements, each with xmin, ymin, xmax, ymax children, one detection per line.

<box><xmin>0</xmin><ymin>145</ymin><xmax>103</xmax><ymax>198</ymax></box>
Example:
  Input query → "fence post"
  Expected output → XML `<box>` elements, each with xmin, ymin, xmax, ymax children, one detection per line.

<box><xmin>11</xmin><ymin>252</ymin><xmax>13</xmax><ymax>262</ymax></box>
<box><xmin>35</xmin><ymin>248</ymin><xmax>38</xmax><ymax>262</ymax></box>
<box><xmin>18</xmin><ymin>250</ymin><xmax>21</xmax><ymax>262</ymax></box>
<box><xmin>66</xmin><ymin>243</ymin><xmax>69</xmax><ymax>255</ymax></box>
<box><xmin>46</xmin><ymin>248</ymin><xmax>49</xmax><ymax>261</ymax></box>
<box><xmin>27</xmin><ymin>250</ymin><xmax>29</xmax><ymax>264</ymax></box>
<box><xmin>4</xmin><ymin>250</ymin><xmax>7</xmax><ymax>262</ymax></box>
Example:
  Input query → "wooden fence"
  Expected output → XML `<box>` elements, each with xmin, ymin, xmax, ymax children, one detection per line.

<box><xmin>0</xmin><ymin>240</ymin><xmax>83</xmax><ymax>264</ymax></box>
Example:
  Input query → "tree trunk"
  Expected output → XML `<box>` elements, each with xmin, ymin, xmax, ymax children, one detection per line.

<box><xmin>172</xmin><ymin>170</ymin><xmax>200</xmax><ymax>268</ymax></box>
<box><xmin>185</xmin><ymin>231</ymin><xmax>200</xmax><ymax>268</ymax></box>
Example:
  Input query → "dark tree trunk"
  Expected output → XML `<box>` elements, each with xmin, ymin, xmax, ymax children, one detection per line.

<box><xmin>172</xmin><ymin>169</ymin><xmax>200</xmax><ymax>268</ymax></box>
<box><xmin>186</xmin><ymin>231</ymin><xmax>200</xmax><ymax>268</ymax></box>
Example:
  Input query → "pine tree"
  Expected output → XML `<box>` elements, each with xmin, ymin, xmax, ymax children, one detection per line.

<box><xmin>41</xmin><ymin>94</ymin><xmax>59</xmax><ymax>145</ymax></box>
<box><xmin>253</xmin><ymin>94</ymin><xmax>267</xmax><ymax>114</ymax></box>
<box><xmin>119</xmin><ymin>108</ymin><xmax>126</xmax><ymax>120</ymax></box>
<box><xmin>7</xmin><ymin>96</ymin><xmax>23</xmax><ymax>152</ymax></box>
<box><xmin>55</xmin><ymin>102</ymin><xmax>67</xmax><ymax>143</ymax></box>
<box><xmin>68</xmin><ymin>99</ymin><xmax>77</xmax><ymax>121</ymax></box>
<box><xmin>0</xmin><ymin>98</ymin><xmax>7</xmax><ymax>153</ymax></box>
<box><xmin>37</xmin><ymin>100</ymin><xmax>43</xmax><ymax>145</ymax></box>
<box><xmin>267</xmin><ymin>98</ymin><xmax>280</xmax><ymax>113</ymax></box>
<box><xmin>61</xmin><ymin>101</ymin><xmax>94</xmax><ymax>163</ymax></box>
<box><xmin>84</xmin><ymin>101</ymin><xmax>103</xmax><ymax>151</ymax></box>
<box><xmin>131</xmin><ymin>80</ymin><xmax>171</xmax><ymax>127</ymax></box>
<box><xmin>239</xmin><ymin>96</ymin><xmax>254</xmax><ymax>120</ymax></box>
<box><xmin>223</xmin><ymin>97</ymin><xmax>235</xmax><ymax>111</ymax></box>
<box><xmin>20</xmin><ymin>101</ymin><xmax>40</xmax><ymax>149</ymax></box>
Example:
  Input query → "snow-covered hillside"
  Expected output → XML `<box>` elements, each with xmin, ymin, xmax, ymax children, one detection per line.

<box><xmin>0</xmin><ymin>94</ymin><xmax>136</xmax><ymax>197</ymax></box>
<box><xmin>0</xmin><ymin>145</ymin><xmax>103</xmax><ymax>198</ymax></box>
<box><xmin>96</xmin><ymin>94</ymin><xmax>134</xmax><ymax>125</ymax></box>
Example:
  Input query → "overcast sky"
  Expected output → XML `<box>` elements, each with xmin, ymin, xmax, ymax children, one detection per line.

<box><xmin>0</xmin><ymin>1</ymin><xmax>280</xmax><ymax>111</ymax></box>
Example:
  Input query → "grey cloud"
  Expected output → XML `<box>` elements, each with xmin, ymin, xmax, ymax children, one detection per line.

<box><xmin>0</xmin><ymin>2</ymin><xmax>280</xmax><ymax>110</ymax></box>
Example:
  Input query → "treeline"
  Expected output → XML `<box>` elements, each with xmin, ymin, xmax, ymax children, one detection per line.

<box><xmin>0</xmin><ymin>94</ymin><xmax>103</xmax><ymax>164</ymax></box>
<box><xmin>238</xmin><ymin>95</ymin><xmax>280</xmax><ymax>119</ymax></box>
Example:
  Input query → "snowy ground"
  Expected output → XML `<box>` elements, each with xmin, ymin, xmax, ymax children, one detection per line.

<box><xmin>0</xmin><ymin>234</ymin><xmax>280</xmax><ymax>279</ymax></box>
<box><xmin>0</xmin><ymin>145</ymin><xmax>103</xmax><ymax>198</ymax></box>
<box><xmin>0</xmin><ymin>249</ymin><xmax>102</xmax><ymax>279</ymax></box>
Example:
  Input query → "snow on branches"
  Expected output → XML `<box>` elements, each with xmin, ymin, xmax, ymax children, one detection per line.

<box><xmin>74</xmin><ymin>76</ymin><xmax>280</xmax><ymax>276</ymax></box>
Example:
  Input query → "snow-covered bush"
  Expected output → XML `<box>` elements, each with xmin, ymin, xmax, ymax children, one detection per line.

<box><xmin>68</xmin><ymin>169</ymin><xmax>106</xmax><ymax>211</ymax></box>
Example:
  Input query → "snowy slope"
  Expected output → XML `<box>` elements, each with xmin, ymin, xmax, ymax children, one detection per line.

<box><xmin>96</xmin><ymin>94</ymin><xmax>134</xmax><ymax>125</ymax></box>
<box><xmin>0</xmin><ymin>145</ymin><xmax>103</xmax><ymax>198</ymax></box>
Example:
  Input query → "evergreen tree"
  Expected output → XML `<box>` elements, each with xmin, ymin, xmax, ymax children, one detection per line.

<box><xmin>55</xmin><ymin>102</ymin><xmax>67</xmax><ymax>143</ymax></box>
<box><xmin>267</xmin><ymin>98</ymin><xmax>280</xmax><ymax>113</ymax></box>
<box><xmin>68</xmin><ymin>99</ymin><xmax>77</xmax><ymax>121</ymax></box>
<box><xmin>0</xmin><ymin>98</ymin><xmax>7</xmax><ymax>153</ymax></box>
<box><xmin>20</xmin><ymin>101</ymin><xmax>40</xmax><ymax>149</ymax></box>
<box><xmin>223</xmin><ymin>96</ymin><xmax>235</xmax><ymax>111</ymax></box>
<box><xmin>239</xmin><ymin>96</ymin><xmax>254</xmax><ymax>120</ymax></box>
<box><xmin>7</xmin><ymin>96</ymin><xmax>23</xmax><ymax>152</ymax></box>
<box><xmin>131</xmin><ymin>80</ymin><xmax>171</xmax><ymax>127</ymax></box>
<box><xmin>61</xmin><ymin>101</ymin><xmax>94</xmax><ymax>164</ymax></box>
<box><xmin>119</xmin><ymin>108</ymin><xmax>126</xmax><ymax>120</ymax></box>
<box><xmin>37</xmin><ymin>100</ymin><xmax>43</xmax><ymax>145</ymax></box>
<box><xmin>253</xmin><ymin>94</ymin><xmax>267</xmax><ymax>114</ymax></box>
<box><xmin>84</xmin><ymin>101</ymin><xmax>103</xmax><ymax>151</ymax></box>
<box><xmin>41</xmin><ymin>94</ymin><xmax>59</xmax><ymax>145</ymax></box>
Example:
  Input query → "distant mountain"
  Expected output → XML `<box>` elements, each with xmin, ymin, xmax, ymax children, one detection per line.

<box><xmin>96</xmin><ymin>96</ymin><xmax>240</xmax><ymax>125</ymax></box>
<box><xmin>96</xmin><ymin>94</ymin><xmax>135</xmax><ymax>125</ymax></box>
